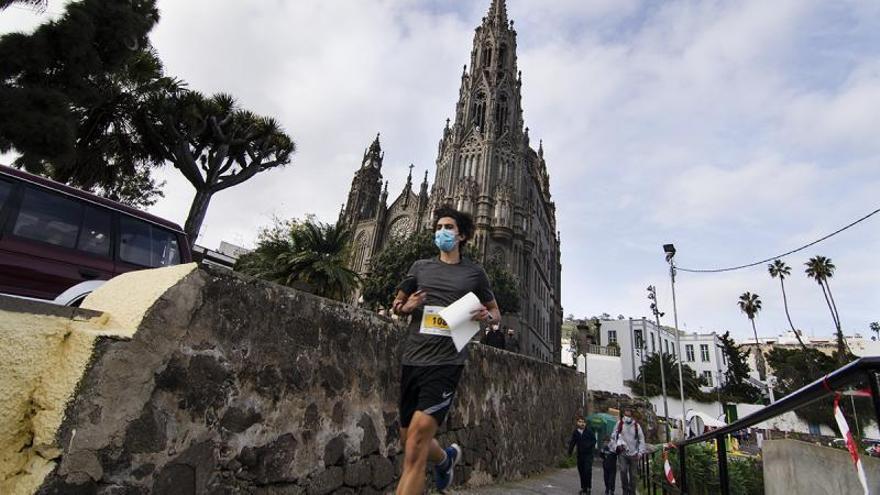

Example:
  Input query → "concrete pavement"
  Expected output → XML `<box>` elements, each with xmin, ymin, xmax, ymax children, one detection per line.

<box><xmin>451</xmin><ymin>463</ymin><xmax>625</xmax><ymax>494</ymax></box>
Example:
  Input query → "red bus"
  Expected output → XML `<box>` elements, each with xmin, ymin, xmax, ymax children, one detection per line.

<box><xmin>0</xmin><ymin>165</ymin><xmax>192</xmax><ymax>306</ymax></box>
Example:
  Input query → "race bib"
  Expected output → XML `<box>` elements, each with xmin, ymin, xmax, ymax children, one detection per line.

<box><xmin>419</xmin><ymin>305</ymin><xmax>451</xmax><ymax>337</ymax></box>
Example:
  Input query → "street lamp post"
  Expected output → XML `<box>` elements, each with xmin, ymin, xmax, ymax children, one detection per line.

<box><xmin>577</xmin><ymin>321</ymin><xmax>590</xmax><ymax>407</ymax></box>
<box><xmin>648</xmin><ymin>285</ymin><xmax>671</xmax><ymax>443</ymax></box>
<box><xmin>664</xmin><ymin>243</ymin><xmax>688</xmax><ymax>441</ymax></box>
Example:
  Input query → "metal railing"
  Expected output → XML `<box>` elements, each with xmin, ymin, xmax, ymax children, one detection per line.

<box><xmin>585</xmin><ymin>343</ymin><xmax>620</xmax><ymax>356</ymax></box>
<box><xmin>641</xmin><ymin>356</ymin><xmax>880</xmax><ymax>494</ymax></box>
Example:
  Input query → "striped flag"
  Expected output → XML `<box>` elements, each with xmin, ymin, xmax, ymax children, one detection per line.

<box><xmin>833</xmin><ymin>394</ymin><xmax>869</xmax><ymax>494</ymax></box>
<box><xmin>663</xmin><ymin>448</ymin><xmax>676</xmax><ymax>486</ymax></box>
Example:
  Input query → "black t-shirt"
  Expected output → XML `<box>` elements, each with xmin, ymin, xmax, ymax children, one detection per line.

<box><xmin>400</xmin><ymin>256</ymin><xmax>495</xmax><ymax>366</ymax></box>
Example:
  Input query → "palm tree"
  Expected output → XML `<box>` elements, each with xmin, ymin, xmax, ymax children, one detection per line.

<box><xmin>870</xmin><ymin>322</ymin><xmax>880</xmax><ymax>341</ymax></box>
<box><xmin>272</xmin><ymin>221</ymin><xmax>360</xmax><ymax>302</ymax></box>
<box><xmin>768</xmin><ymin>259</ymin><xmax>808</xmax><ymax>351</ymax></box>
<box><xmin>738</xmin><ymin>292</ymin><xmax>766</xmax><ymax>380</ymax></box>
<box><xmin>805</xmin><ymin>256</ymin><xmax>847</xmax><ymax>364</ymax></box>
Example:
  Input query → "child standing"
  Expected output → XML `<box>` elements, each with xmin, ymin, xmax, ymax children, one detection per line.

<box><xmin>599</xmin><ymin>437</ymin><xmax>618</xmax><ymax>495</ymax></box>
<box><xmin>568</xmin><ymin>415</ymin><xmax>597</xmax><ymax>495</ymax></box>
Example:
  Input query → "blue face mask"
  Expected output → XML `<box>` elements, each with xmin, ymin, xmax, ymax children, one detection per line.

<box><xmin>434</xmin><ymin>229</ymin><xmax>457</xmax><ymax>252</ymax></box>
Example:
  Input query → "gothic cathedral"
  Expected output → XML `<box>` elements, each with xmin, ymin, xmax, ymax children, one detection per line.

<box><xmin>339</xmin><ymin>0</ymin><xmax>562</xmax><ymax>363</ymax></box>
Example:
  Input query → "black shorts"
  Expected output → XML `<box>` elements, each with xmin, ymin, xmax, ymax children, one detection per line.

<box><xmin>399</xmin><ymin>365</ymin><xmax>464</xmax><ymax>428</ymax></box>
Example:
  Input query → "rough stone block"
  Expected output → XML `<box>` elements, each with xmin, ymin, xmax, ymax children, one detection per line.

<box><xmin>123</xmin><ymin>405</ymin><xmax>167</xmax><ymax>454</ymax></box>
<box><xmin>323</xmin><ymin>435</ymin><xmax>346</xmax><ymax>467</ymax></box>
<box><xmin>358</xmin><ymin>414</ymin><xmax>380</xmax><ymax>456</ymax></box>
<box><xmin>306</xmin><ymin>466</ymin><xmax>343</xmax><ymax>495</ymax></box>
<box><xmin>343</xmin><ymin>461</ymin><xmax>371</xmax><ymax>487</ymax></box>
<box><xmin>219</xmin><ymin>406</ymin><xmax>262</xmax><ymax>433</ymax></box>
<box><xmin>368</xmin><ymin>455</ymin><xmax>395</xmax><ymax>489</ymax></box>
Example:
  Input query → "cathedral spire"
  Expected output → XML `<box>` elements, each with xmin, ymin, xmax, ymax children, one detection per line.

<box><xmin>487</xmin><ymin>0</ymin><xmax>508</xmax><ymax>26</ymax></box>
<box><xmin>362</xmin><ymin>132</ymin><xmax>383</xmax><ymax>169</ymax></box>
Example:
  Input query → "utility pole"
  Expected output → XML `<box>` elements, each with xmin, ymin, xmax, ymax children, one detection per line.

<box><xmin>577</xmin><ymin>321</ymin><xmax>590</xmax><ymax>408</ymax></box>
<box><xmin>648</xmin><ymin>285</ymin><xmax>671</xmax><ymax>443</ymax></box>
<box><xmin>665</xmin><ymin>244</ymin><xmax>688</xmax><ymax>441</ymax></box>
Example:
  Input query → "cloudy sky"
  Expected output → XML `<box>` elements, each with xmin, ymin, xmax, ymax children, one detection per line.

<box><xmin>3</xmin><ymin>0</ymin><xmax>879</xmax><ymax>343</ymax></box>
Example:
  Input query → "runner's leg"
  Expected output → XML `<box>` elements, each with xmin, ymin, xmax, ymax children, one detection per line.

<box><xmin>396</xmin><ymin>411</ymin><xmax>439</xmax><ymax>495</ymax></box>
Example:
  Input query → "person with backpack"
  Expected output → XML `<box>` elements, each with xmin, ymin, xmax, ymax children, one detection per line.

<box><xmin>610</xmin><ymin>407</ymin><xmax>645</xmax><ymax>495</ymax></box>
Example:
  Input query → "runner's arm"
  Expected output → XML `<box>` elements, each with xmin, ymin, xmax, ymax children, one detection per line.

<box><xmin>471</xmin><ymin>299</ymin><xmax>501</xmax><ymax>321</ymax></box>
<box><xmin>393</xmin><ymin>289</ymin><xmax>426</xmax><ymax>315</ymax></box>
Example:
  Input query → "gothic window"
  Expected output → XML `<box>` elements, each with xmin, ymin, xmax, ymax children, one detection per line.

<box><xmin>482</xmin><ymin>42</ymin><xmax>492</xmax><ymax>67</ymax></box>
<box><xmin>498</xmin><ymin>44</ymin><xmax>507</xmax><ymax>68</ymax></box>
<box><xmin>471</xmin><ymin>92</ymin><xmax>486</xmax><ymax>130</ymax></box>
<box><xmin>388</xmin><ymin>216</ymin><xmax>413</xmax><ymax>240</ymax></box>
<box><xmin>494</xmin><ymin>94</ymin><xmax>509</xmax><ymax>132</ymax></box>
<box><xmin>353</xmin><ymin>231</ymin><xmax>369</xmax><ymax>273</ymax></box>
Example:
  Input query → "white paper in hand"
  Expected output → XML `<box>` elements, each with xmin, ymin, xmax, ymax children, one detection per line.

<box><xmin>438</xmin><ymin>292</ymin><xmax>483</xmax><ymax>352</ymax></box>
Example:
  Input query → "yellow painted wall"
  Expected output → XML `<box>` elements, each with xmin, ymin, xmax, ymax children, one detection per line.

<box><xmin>0</xmin><ymin>263</ymin><xmax>196</xmax><ymax>494</ymax></box>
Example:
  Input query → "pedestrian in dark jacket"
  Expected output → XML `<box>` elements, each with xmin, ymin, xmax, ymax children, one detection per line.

<box><xmin>599</xmin><ymin>437</ymin><xmax>617</xmax><ymax>495</ymax></box>
<box><xmin>484</xmin><ymin>323</ymin><xmax>505</xmax><ymax>349</ymax></box>
<box><xmin>568</xmin><ymin>415</ymin><xmax>597</xmax><ymax>494</ymax></box>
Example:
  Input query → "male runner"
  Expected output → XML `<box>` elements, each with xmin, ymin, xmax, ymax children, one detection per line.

<box><xmin>392</xmin><ymin>206</ymin><xmax>500</xmax><ymax>494</ymax></box>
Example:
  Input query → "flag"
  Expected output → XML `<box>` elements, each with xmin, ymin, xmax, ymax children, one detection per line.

<box><xmin>833</xmin><ymin>394</ymin><xmax>869</xmax><ymax>495</ymax></box>
<box><xmin>663</xmin><ymin>448</ymin><xmax>676</xmax><ymax>486</ymax></box>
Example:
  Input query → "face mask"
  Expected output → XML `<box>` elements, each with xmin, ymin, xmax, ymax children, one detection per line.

<box><xmin>434</xmin><ymin>229</ymin><xmax>457</xmax><ymax>252</ymax></box>
<box><xmin>624</xmin><ymin>416</ymin><xmax>633</xmax><ymax>424</ymax></box>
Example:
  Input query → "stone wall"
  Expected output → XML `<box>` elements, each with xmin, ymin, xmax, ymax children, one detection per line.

<box><xmin>763</xmin><ymin>439</ymin><xmax>880</xmax><ymax>494</ymax></box>
<box><xmin>28</xmin><ymin>267</ymin><xmax>584</xmax><ymax>494</ymax></box>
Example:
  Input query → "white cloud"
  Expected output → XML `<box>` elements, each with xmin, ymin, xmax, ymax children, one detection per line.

<box><xmin>3</xmin><ymin>0</ymin><xmax>879</xmax><ymax>341</ymax></box>
<box><xmin>651</xmin><ymin>157</ymin><xmax>821</xmax><ymax>228</ymax></box>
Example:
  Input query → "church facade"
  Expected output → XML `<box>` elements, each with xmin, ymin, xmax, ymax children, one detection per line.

<box><xmin>339</xmin><ymin>0</ymin><xmax>562</xmax><ymax>363</ymax></box>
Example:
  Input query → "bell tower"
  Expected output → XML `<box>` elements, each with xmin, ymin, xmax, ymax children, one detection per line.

<box><xmin>340</xmin><ymin>133</ymin><xmax>384</xmax><ymax>232</ymax></box>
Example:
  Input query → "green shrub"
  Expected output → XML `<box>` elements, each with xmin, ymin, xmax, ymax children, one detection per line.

<box><xmin>648</xmin><ymin>443</ymin><xmax>763</xmax><ymax>495</ymax></box>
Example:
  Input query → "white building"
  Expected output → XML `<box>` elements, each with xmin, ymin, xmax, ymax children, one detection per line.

<box><xmin>740</xmin><ymin>330</ymin><xmax>880</xmax><ymax>382</ymax></box>
<box><xmin>561</xmin><ymin>336</ymin><xmax>628</xmax><ymax>395</ymax></box>
<box><xmin>679</xmin><ymin>332</ymin><xmax>727</xmax><ymax>391</ymax></box>
<box><xmin>597</xmin><ymin>318</ymin><xmax>679</xmax><ymax>383</ymax></box>
<box><xmin>597</xmin><ymin>318</ymin><xmax>729</xmax><ymax>392</ymax></box>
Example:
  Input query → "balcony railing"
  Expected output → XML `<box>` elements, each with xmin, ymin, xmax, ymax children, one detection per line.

<box><xmin>585</xmin><ymin>343</ymin><xmax>620</xmax><ymax>356</ymax></box>
<box><xmin>640</xmin><ymin>356</ymin><xmax>880</xmax><ymax>494</ymax></box>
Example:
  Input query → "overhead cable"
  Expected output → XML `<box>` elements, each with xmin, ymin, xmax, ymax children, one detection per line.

<box><xmin>676</xmin><ymin>206</ymin><xmax>880</xmax><ymax>273</ymax></box>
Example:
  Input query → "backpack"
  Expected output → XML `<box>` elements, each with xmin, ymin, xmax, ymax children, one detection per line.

<box><xmin>615</xmin><ymin>419</ymin><xmax>642</xmax><ymax>452</ymax></box>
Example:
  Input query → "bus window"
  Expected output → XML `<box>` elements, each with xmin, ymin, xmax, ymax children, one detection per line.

<box><xmin>152</xmin><ymin>227</ymin><xmax>181</xmax><ymax>267</ymax></box>
<box><xmin>13</xmin><ymin>187</ymin><xmax>82</xmax><ymax>249</ymax></box>
<box><xmin>76</xmin><ymin>205</ymin><xmax>112</xmax><ymax>257</ymax></box>
<box><xmin>119</xmin><ymin>215</ymin><xmax>181</xmax><ymax>267</ymax></box>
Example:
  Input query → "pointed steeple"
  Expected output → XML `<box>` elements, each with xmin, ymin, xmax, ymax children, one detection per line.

<box><xmin>363</xmin><ymin>132</ymin><xmax>383</xmax><ymax>169</ymax></box>
<box><xmin>405</xmin><ymin>164</ymin><xmax>414</xmax><ymax>190</ymax></box>
<box><xmin>420</xmin><ymin>170</ymin><xmax>429</xmax><ymax>195</ymax></box>
<box><xmin>487</xmin><ymin>0</ymin><xmax>508</xmax><ymax>26</ymax></box>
